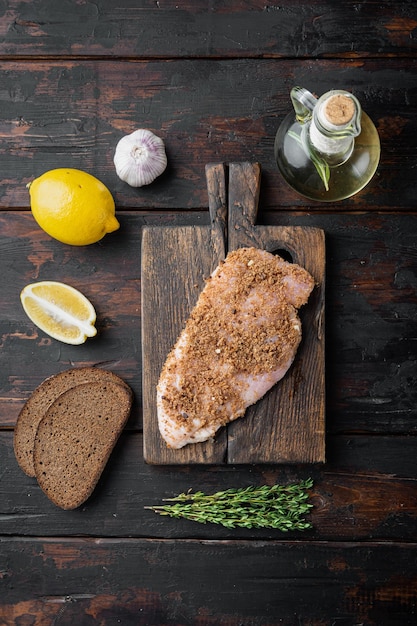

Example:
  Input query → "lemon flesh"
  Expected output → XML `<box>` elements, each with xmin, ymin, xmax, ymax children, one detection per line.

<box><xmin>28</xmin><ymin>168</ymin><xmax>120</xmax><ymax>246</ymax></box>
<box><xmin>21</xmin><ymin>281</ymin><xmax>97</xmax><ymax>345</ymax></box>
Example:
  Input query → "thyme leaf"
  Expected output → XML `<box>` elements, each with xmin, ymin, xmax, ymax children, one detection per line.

<box><xmin>145</xmin><ymin>478</ymin><xmax>314</xmax><ymax>531</ymax></box>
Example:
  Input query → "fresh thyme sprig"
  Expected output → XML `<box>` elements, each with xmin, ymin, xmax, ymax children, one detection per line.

<box><xmin>145</xmin><ymin>478</ymin><xmax>314</xmax><ymax>531</ymax></box>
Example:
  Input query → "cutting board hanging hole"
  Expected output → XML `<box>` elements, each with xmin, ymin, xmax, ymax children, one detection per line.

<box><xmin>272</xmin><ymin>248</ymin><xmax>293</xmax><ymax>263</ymax></box>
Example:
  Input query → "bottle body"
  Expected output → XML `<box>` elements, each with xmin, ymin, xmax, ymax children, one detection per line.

<box><xmin>274</xmin><ymin>90</ymin><xmax>381</xmax><ymax>202</ymax></box>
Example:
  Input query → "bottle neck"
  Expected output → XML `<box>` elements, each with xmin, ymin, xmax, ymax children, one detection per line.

<box><xmin>309</xmin><ymin>121</ymin><xmax>355</xmax><ymax>164</ymax></box>
<box><xmin>308</xmin><ymin>92</ymin><xmax>361</xmax><ymax>165</ymax></box>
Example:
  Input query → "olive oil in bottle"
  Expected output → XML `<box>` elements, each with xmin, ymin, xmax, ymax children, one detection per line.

<box><xmin>274</xmin><ymin>87</ymin><xmax>380</xmax><ymax>202</ymax></box>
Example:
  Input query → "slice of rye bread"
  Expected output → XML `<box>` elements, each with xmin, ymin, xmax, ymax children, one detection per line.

<box><xmin>33</xmin><ymin>381</ymin><xmax>132</xmax><ymax>510</ymax></box>
<box><xmin>14</xmin><ymin>367</ymin><xmax>131</xmax><ymax>477</ymax></box>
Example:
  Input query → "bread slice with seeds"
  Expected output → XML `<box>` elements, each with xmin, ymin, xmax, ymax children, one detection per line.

<box><xmin>14</xmin><ymin>367</ymin><xmax>131</xmax><ymax>477</ymax></box>
<box><xmin>33</xmin><ymin>381</ymin><xmax>132</xmax><ymax>510</ymax></box>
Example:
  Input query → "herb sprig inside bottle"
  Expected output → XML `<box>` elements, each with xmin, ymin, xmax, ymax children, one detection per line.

<box><xmin>145</xmin><ymin>478</ymin><xmax>314</xmax><ymax>531</ymax></box>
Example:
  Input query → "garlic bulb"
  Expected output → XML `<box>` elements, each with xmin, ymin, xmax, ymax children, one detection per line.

<box><xmin>113</xmin><ymin>129</ymin><xmax>167</xmax><ymax>187</ymax></box>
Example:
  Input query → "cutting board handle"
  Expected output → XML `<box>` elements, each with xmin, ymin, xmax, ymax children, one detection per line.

<box><xmin>205</xmin><ymin>163</ymin><xmax>227</xmax><ymax>261</ymax></box>
<box><xmin>229</xmin><ymin>162</ymin><xmax>261</xmax><ymax>235</ymax></box>
<box><xmin>206</xmin><ymin>161</ymin><xmax>261</xmax><ymax>256</ymax></box>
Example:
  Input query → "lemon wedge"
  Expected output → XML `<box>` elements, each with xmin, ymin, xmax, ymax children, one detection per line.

<box><xmin>20</xmin><ymin>281</ymin><xmax>97</xmax><ymax>345</ymax></box>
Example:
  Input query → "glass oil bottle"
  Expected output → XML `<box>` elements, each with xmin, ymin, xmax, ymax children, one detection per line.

<box><xmin>274</xmin><ymin>87</ymin><xmax>380</xmax><ymax>201</ymax></box>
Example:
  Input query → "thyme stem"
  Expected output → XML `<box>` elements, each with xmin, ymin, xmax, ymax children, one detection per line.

<box><xmin>145</xmin><ymin>478</ymin><xmax>313</xmax><ymax>531</ymax></box>
<box><xmin>288</xmin><ymin>130</ymin><xmax>330</xmax><ymax>191</ymax></box>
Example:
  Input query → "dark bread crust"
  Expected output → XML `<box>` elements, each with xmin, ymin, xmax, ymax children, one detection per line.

<box><xmin>33</xmin><ymin>381</ymin><xmax>132</xmax><ymax>510</ymax></box>
<box><xmin>14</xmin><ymin>367</ymin><xmax>130</xmax><ymax>477</ymax></box>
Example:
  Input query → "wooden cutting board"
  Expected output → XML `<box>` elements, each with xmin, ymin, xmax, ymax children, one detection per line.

<box><xmin>142</xmin><ymin>162</ymin><xmax>325</xmax><ymax>465</ymax></box>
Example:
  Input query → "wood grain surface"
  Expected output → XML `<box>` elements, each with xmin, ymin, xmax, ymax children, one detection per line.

<box><xmin>142</xmin><ymin>162</ymin><xmax>325</xmax><ymax>464</ymax></box>
<box><xmin>1</xmin><ymin>0</ymin><xmax>416</xmax><ymax>58</ymax></box>
<box><xmin>1</xmin><ymin>1</ymin><xmax>417</xmax><ymax>624</ymax></box>
<box><xmin>1</xmin><ymin>537</ymin><xmax>416</xmax><ymax>626</ymax></box>
<box><xmin>1</xmin><ymin>211</ymin><xmax>414</xmax><ymax>435</ymax></box>
<box><xmin>0</xmin><ymin>58</ymin><xmax>416</xmax><ymax>211</ymax></box>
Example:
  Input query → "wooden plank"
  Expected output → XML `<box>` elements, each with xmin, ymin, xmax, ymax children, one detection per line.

<box><xmin>1</xmin><ymin>536</ymin><xmax>417</xmax><ymax>625</ymax></box>
<box><xmin>0</xmin><ymin>59</ymin><xmax>416</xmax><ymax>211</ymax></box>
<box><xmin>0</xmin><ymin>211</ymin><xmax>415</xmax><ymax>435</ymax></box>
<box><xmin>0</xmin><ymin>1</ymin><xmax>416</xmax><ymax>58</ymax></box>
<box><xmin>141</xmin><ymin>225</ymin><xmax>227</xmax><ymax>464</ymax></box>
<box><xmin>142</xmin><ymin>163</ymin><xmax>325</xmax><ymax>464</ymax></box>
<box><xmin>142</xmin><ymin>164</ymin><xmax>228</xmax><ymax>464</ymax></box>
<box><xmin>227</xmin><ymin>163</ymin><xmax>325</xmax><ymax>463</ymax></box>
<box><xmin>2</xmin><ymin>430</ymin><xmax>417</xmax><ymax>539</ymax></box>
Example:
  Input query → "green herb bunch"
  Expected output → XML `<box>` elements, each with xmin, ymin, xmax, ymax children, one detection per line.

<box><xmin>145</xmin><ymin>478</ymin><xmax>313</xmax><ymax>531</ymax></box>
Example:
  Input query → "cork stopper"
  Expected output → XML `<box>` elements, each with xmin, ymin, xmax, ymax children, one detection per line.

<box><xmin>324</xmin><ymin>94</ymin><xmax>355</xmax><ymax>126</ymax></box>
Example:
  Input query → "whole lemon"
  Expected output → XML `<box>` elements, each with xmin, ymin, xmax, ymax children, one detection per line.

<box><xmin>28</xmin><ymin>168</ymin><xmax>120</xmax><ymax>246</ymax></box>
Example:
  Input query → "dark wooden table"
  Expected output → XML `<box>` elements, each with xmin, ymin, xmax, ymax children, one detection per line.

<box><xmin>1</xmin><ymin>2</ymin><xmax>417</xmax><ymax>624</ymax></box>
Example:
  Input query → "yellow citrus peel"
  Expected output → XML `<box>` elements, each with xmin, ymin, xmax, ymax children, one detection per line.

<box><xmin>28</xmin><ymin>168</ymin><xmax>119</xmax><ymax>246</ymax></box>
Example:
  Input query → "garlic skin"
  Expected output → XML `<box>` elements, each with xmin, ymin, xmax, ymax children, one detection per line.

<box><xmin>114</xmin><ymin>129</ymin><xmax>167</xmax><ymax>187</ymax></box>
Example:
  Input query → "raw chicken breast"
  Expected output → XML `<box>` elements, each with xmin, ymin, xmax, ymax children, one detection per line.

<box><xmin>157</xmin><ymin>247</ymin><xmax>315</xmax><ymax>449</ymax></box>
